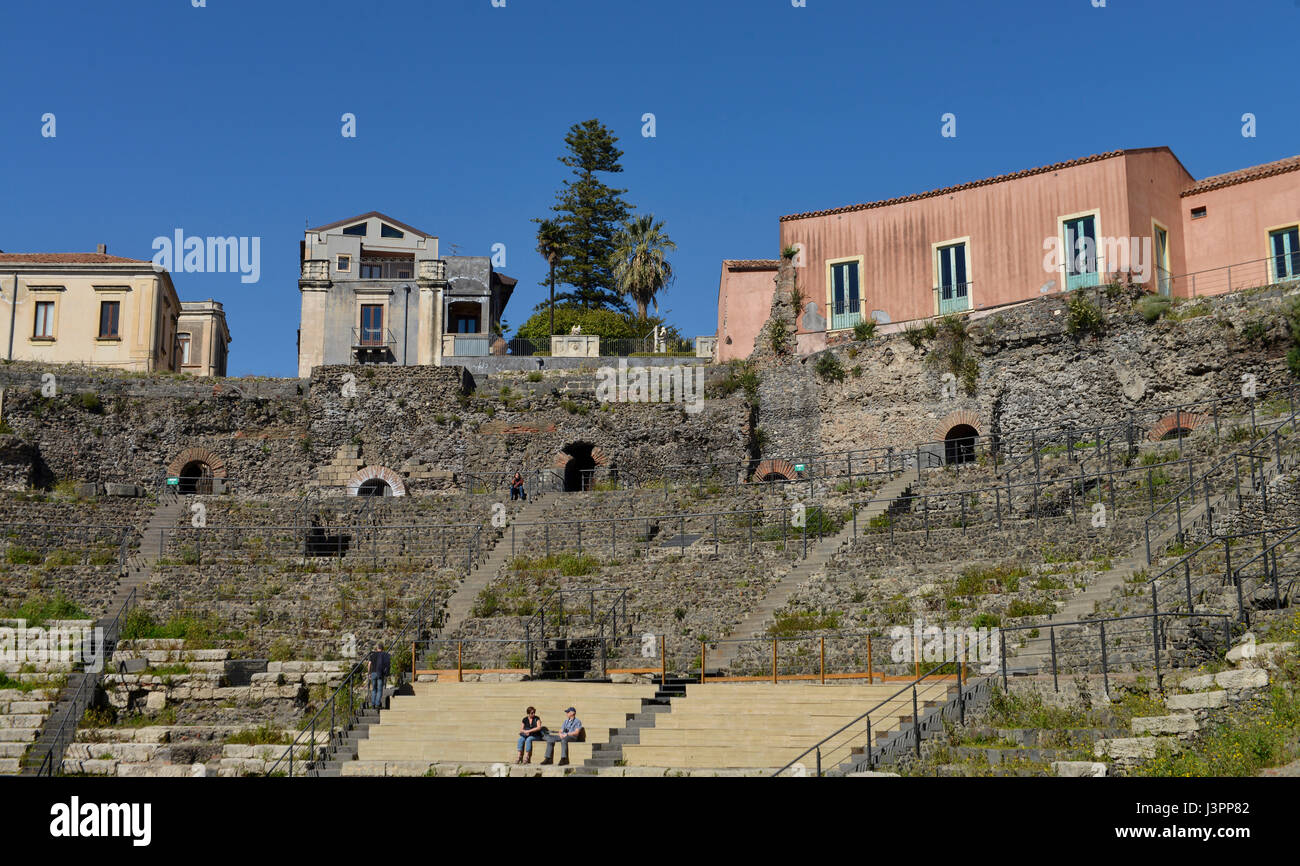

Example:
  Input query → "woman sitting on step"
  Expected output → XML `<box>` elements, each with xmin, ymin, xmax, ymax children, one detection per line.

<box><xmin>517</xmin><ymin>707</ymin><xmax>544</xmax><ymax>763</ymax></box>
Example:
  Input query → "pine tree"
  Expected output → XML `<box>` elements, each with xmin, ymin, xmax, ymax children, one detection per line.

<box><xmin>534</xmin><ymin>119</ymin><xmax>634</xmax><ymax>312</ymax></box>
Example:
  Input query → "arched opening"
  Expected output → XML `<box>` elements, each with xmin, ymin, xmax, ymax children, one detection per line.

<box><xmin>357</xmin><ymin>478</ymin><xmax>391</xmax><ymax>497</ymax></box>
<box><xmin>1160</xmin><ymin>427</ymin><xmax>1193</xmax><ymax>442</ymax></box>
<box><xmin>178</xmin><ymin>460</ymin><xmax>214</xmax><ymax>495</ymax></box>
<box><xmin>562</xmin><ymin>443</ymin><xmax>596</xmax><ymax>492</ymax></box>
<box><xmin>944</xmin><ymin>424</ymin><xmax>978</xmax><ymax>465</ymax></box>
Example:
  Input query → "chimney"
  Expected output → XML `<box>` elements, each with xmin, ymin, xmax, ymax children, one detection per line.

<box><xmin>96</xmin><ymin>243</ymin><xmax>107</xmax><ymax>255</ymax></box>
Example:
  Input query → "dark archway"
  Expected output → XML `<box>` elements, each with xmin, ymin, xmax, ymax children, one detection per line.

<box><xmin>178</xmin><ymin>460</ymin><xmax>213</xmax><ymax>495</ymax></box>
<box><xmin>1159</xmin><ymin>427</ymin><xmax>1193</xmax><ymax>442</ymax></box>
<box><xmin>562</xmin><ymin>443</ymin><xmax>596</xmax><ymax>492</ymax></box>
<box><xmin>357</xmin><ymin>478</ymin><xmax>391</xmax><ymax>497</ymax></box>
<box><xmin>944</xmin><ymin>424</ymin><xmax>978</xmax><ymax>465</ymax></box>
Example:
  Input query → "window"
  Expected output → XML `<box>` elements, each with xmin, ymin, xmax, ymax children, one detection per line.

<box><xmin>178</xmin><ymin>332</ymin><xmax>192</xmax><ymax>365</ymax></box>
<box><xmin>380</xmin><ymin>224</ymin><xmax>404</xmax><ymax>239</ymax></box>
<box><xmin>360</xmin><ymin>304</ymin><xmax>384</xmax><ymax>345</ymax></box>
<box><xmin>829</xmin><ymin>260</ymin><xmax>861</xmax><ymax>330</ymax></box>
<box><xmin>360</xmin><ymin>263</ymin><xmax>383</xmax><ymax>279</ymax></box>
<box><xmin>936</xmin><ymin>242</ymin><xmax>969</xmax><ymax>313</ymax></box>
<box><xmin>1153</xmin><ymin>224</ymin><xmax>1171</xmax><ymax>296</ymax></box>
<box><xmin>343</xmin><ymin>224</ymin><xmax>367</xmax><ymax>236</ymax></box>
<box><xmin>1062</xmin><ymin>214</ymin><xmax>1099</xmax><ymax>290</ymax></box>
<box><xmin>1191</xmin><ymin>206</ymin><xmax>1207</xmax><ymax>219</ymax></box>
<box><xmin>98</xmin><ymin>301</ymin><xmax>120</xmax><ymax>338</ymax></box>
<box><xmin>33</xmin><ymin>301</ymin><xmax>54</xmax><ymax>338</ymax></box>
<box><xmin>336</xmin><ymin>254</ymin><xmax>352</xmax><ymax>273</ymax></box>
<box><xmin>1271</xmin><ymin>226</ymin><xmax>1300</xmax><ymax>283</ymax></box>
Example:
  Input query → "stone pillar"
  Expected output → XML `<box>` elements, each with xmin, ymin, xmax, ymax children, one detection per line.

<box><xmin>418</xmin><ymin>285</ymin><xmax>437</xmax><ymax>366</ymax></box>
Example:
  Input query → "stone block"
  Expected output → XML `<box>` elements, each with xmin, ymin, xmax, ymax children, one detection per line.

<box><xmin>145</xmin><ymin>692</ymin><xmax>167</xmax><ymax>712</ymax></box>
<box><xmin>1166</xmin><ymin>691</ymin><xmax>1228</xmax><ymax>711</ymax></box>
<box><xmin>1177</xmin><ymin>673</ymin><xmax>1216</xmax><ymax>692</ymax></box>
<box><xmin>1131</xmin><ymin>715</ymin><xmax>1198</xmax><ymax>736</ymax></box>
<box><xmin>1095</xmin><ymin>737</ymin><xmax>1178</xmax><ymax>760</ymax></box>
<box><xmin>1215</xmin><ymin>669</ymin><xmax>1269</xmax><ymax>690</ymax></box>
<box><xmin>1051</xmin><ymin>761</ymin><xmax>1107</xmax><ymax>777</ymax></box>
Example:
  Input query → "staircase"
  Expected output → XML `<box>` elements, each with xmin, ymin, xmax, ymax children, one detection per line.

<box><xmin>709</xmin><ymin>473</ymin><xmax>914</xmax><ymax>673</ymax></box>
<box><xmin>21</xmin><ymin>490</ymin><xmax>185</xmax><ymax>775</ymax></box>
<box><xmin>577</xmin><ymin>676</ymin><xmax>689</xmax><ymax>774</ymax></box>
<box><xmin>433</xmin><ymin>497</ymin><xmax>547</xmax><ymax>639</ymax></box>
<box><xmin>1005</xmin><ymin>434</ymin><xmax>1298</xmax><ymax>676</ymax></box>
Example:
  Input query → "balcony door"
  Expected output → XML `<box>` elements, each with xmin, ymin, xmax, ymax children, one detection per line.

<box><xmin>1154</xmin><ymin>225</ymin><xmax>1171</xmax><ymax>296</ymax></box>
<box><xmin>937</xmin><ymin>242</ymin><xmax>969</xmax><ymax>314</ymax></box>
<box><xmin>829</xmin><ymin>260</ymin><xmax>861</xmax><ymax>330</ymax></box>
<box><xmin>361</xmin><ymin>304</ymin><xmax>384</xmax><ymax>346</ymax></box>
<box><xmin>1271</xmin><ymin>226</ymin><xmax>1300</xmax><ymax>283</ymax></box>
<box><xmin>1063</xmin><ymin>214</ymin><xmax>1099</xmax><ymax>290</ymax></box>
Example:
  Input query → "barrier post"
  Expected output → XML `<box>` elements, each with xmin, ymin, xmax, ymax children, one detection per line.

<box><xmin>867</xmin><ymin>635</ymin><xmax>873</xmax><ymax>684</ymax></box>
<box><xmin>820</xmin><ymin>637</ymin><xmax>826</xmax><ymax>685</ymax></box>
<box><xmin>457</xmin><ymin>640</ymin><xmax>463</xmax><ymax>683</ymax></box>
<box><xmin>772</xmin><ymin>639</ymin><xmax>778</xmax><ymax>684</ymax></box>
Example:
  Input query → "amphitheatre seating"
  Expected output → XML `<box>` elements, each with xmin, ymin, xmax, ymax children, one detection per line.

<box><xmin>622</xmin><ymin>681</ymin><xmax>954</xmax><ymax>770</ymax></box>
<box><xmin>349</xmin><ymin>681</ymin><xmax>657</xmax><ymax>769</ymax></box>
<box><xmin>0</xmin><ymin>618</ymin><xmax>84</xmax><ymax>775</ymax></box>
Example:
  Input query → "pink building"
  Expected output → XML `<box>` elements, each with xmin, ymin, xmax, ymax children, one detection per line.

<box><xmin>717</xmin><ymin>148</ymin><xmax>1300</xmax><ymax>359</ymax></box>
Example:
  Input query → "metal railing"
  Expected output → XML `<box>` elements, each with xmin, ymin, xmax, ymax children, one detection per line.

<box><xmin>1167</xmin><ymin>253</ymin><xmax>1300</xmax><ymax>298</ymax></box>
<box><xmin>352</xmin><ymin>327</ymin><xmax>396</xmax><ymax>350</ymax></box>
<box><xmin>935</xmin><ymin>281</ymin><xmax>973</xmax><ymax>315</ymax></box>
<box><xmin>0</xmin><ymin>522</ymin><xmax>138</xmax><ymax>577</ymax></box>
<box><xmin>773</xmin><ymin>660</ymin><xmax>966</xmax><ymax>777</ymax></box>
<box><xmin>265</xmin><ymin>585</ymin><xmax>445</xmax><ymax>777</ymax></box>
<box><xmin>35</xmin><ymin>587</ymin><xmax>137</xmax><ymax>777</ymax></box>
<box><xmin>1142</xmin><ymin>405</ymin><xmax>1298</xmax><ymax>563</ymax></box>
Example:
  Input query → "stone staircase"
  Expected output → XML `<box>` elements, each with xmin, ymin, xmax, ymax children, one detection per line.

<box><xmin>20</xmin><ymin>490</ymin><xmax>184</xmax><ymax>775</ymax></box>
<box><xmin>433</xmin><ymin>497</ymin><xmax>548</xmax><ymax>639</ymax></box>
<box><xmin>1005</xmin><ymin>438</ymin><xmax>1298</xmax><ymax>675</ymax></box>
<box><xmin>577</xmin><ymin>676</ymin><xmax>689</xmax><ymax>774</ymax></box>
<box><xmin>709</xmin><ymin>473</ymin><xmax>914</xmax><ymax>673</ymax></box>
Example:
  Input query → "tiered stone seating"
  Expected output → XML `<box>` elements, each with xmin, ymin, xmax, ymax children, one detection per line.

<box><xmin>622</xmin><ymin>681</ymin><xmax>954</xmax><ymax>770</ymax></box>
<box><xmin>345</xmin><ymin>681</ymin><xmax>657</xmax><ymax>773</ymax></box>
<box><xmin>0</xmin><ymin>618</ymin><xmax>84</xmax><ymax>774</ymax></box>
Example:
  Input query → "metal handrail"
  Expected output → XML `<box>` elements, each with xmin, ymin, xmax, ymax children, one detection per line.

<box><xmin>35</xmin><ymin>587</ymin><xmax>137</xmax><ymax>777</ymax></box>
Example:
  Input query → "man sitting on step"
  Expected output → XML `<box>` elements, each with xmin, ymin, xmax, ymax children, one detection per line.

<box><xmin>539</xmin><ymin>707</ymin><xmax>584</xmax><ymax>766</ymax></box>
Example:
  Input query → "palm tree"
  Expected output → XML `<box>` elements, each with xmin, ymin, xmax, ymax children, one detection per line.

<box><xmin>610</xmin><ymin>214</ymin><xmax>676</xmax><ymax>322</ymax></box>
<box><xmin>536</xmin><ymin>219</ymin><xmax>566</xmax><ymax>336</ymax></box>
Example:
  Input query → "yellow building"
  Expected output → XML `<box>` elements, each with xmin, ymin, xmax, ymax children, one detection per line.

<box><xmin>0</xmin><ymin>249</ymin><xmax>228</xmax><ymax>374</ymax></box>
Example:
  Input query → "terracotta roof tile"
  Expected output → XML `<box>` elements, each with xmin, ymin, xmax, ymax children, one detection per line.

<box><xmin>723</xmin><ymin>259</ymin><xmax>781</xmax><ymax>270</ymax></box>
<box><xmin>0</xmin><ymin>253</ymin><xmax>150</xmax><ymax>264</ymax></box>
<box><xmin>1181</xmin><ymin>154</ymin><xmax>1300</xmax><ymax>196</ymax></box>
<box><xmin>778</xmin><ymin>149</ymin><xmax>1166</xmax><ymax>222</ymax></box>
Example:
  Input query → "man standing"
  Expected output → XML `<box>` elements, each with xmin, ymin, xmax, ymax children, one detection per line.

<box><xmin>366</xmin><ymin>643</ymin><xmax>391</xmax><ymax>710</ymax></box>
<box><xmin>539</xmin><ymin>706</ymin><xmax>583</xmax><ymax>766</ymax></box>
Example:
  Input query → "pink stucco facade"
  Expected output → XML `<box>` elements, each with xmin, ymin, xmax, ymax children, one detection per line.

<box><xmin>716</xmin><ymin>260</ymin><xmax>779</xmax><ymax>362</ymax></box>
<box><xmin>716</xmin><ymin>148</ymin><xmax>1300</xmax><ymax>356</ymax></box>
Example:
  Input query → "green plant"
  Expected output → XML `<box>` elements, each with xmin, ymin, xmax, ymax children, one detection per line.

<box><xmin>1137</xmin><ymin>294</ymin><xmax>1172</xmax><ymax>323</ymax></box>
<box><xmin>1</xmin><ymin>592</ymin><xmax>87</xmax><ymax>625</ymax></box>
<box><xmin>924</xmin><ymin>314</ymin><xmax>978</xmax><ymax>395</ymax></box>
<box><xmin>814</xmin><ymin>353</ymin><xmax>846</xmax><ymax>383</ymax></box>
<box><xmin>1065</xmin><ymin>292</ymin><xmax>1105</xmax><ymax>339</ymax></box>
<box><xmin>526</xmin><ymin>371</ymin><xmax>543</xmax><ymax>382</ymax></box>
<box><xmin>78</xmin><ymin>392</ymin><xmax>103</xmax><ymax>413</ymax></box>
<box><xmin>853</xmin><ymin>318</ymin><xmax>877</xmax><ymax>341</ymax></box>
<box><xmin>225</xmin><ymin>722</ymin><xmax>291</xmax><ymax>746</ymax></box>
<box><xmin>768</xmin><ymin>319</ymin><xmax>791</xmax><ymax>356</ymax></box>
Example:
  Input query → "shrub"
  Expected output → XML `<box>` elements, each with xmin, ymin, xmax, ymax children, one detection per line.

<box><xmin>6</xmin><ymin>546</ymin><xmax>42</xmax><ymax>565</ymax></box>
<box><xmin>768</xmin><ymin>319</ymin><xmax>791</xmax><ymax>355</ymax></box>
<box><xmin>1065</xmin><ymin>292</ymin><xmax>1105</xmax><ymax>339</ymax></box>
<box><xmin>853</xmin><ymin>319</ymin><xmax>877</xmax><ymax>341</ymax></box>
<box><xmin>526</xmin><ymin>371</ymin><xmax>543</xmax><ymax>382</ymax></box>
<box><xmin>814</xmin><ymin>353</ymin><xmax>846</xmax><ymax>383</ymax></box>
<box><xmin>1137</xmin><ymin>294</ymin><xmax>1172</xmax><ymax>323</ymax></box>
<box><xmin>78</xmin><ymin>392</ymin><xmax>103</xmax><ymax>413</ymax></box>
<box><xmin>2</xmin><ymin>592</ymin><xmax>87</xmax><ymax>625</ymax></box>
<box><xmin>225</xmin><ymin>723</ymin><xmax>291</xmax><ymax>745</ymax></box>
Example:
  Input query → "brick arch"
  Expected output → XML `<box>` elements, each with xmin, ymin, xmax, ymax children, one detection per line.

<box><xmin>551</xmin><ymin>445</ymin><xmax>608</xmax><ymax>469</ymax></box>
<box><xmin>936</xmin><ymin>410</ymin><xmax>982</xmax><ymax>440</ymax></box>
<box><xmin>753</xmin><ymin>459</ymin><xmax>797</xmax><ymax>481</ymax></box>
<box><xmin>346</xmin><ymin>465</ymin><xmax>407</xmax><ymax>497</ymax></box>
<box><xmin>1147</xmin><ymin>412</ymin><xmax>1208</xmax><ymax>442</ymax></box>
<box><xmin>166</xmin><ymin>447</ymin><xmax>227</xmax><ymax>478</ymax></box>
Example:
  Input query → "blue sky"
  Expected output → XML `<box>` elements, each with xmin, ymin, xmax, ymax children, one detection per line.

<box><xmin>2</xmin><ymin>0</ymin><xmax>1296</xmax><ymax>377</ymax></box>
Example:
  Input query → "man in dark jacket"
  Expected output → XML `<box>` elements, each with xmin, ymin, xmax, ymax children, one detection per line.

<box><xmin>367</xmin><ymin>643</ymin><xmax>391</xmax><ymax>710</ymax></box>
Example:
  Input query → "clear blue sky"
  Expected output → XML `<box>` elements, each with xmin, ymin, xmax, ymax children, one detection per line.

<box><xmin>3</xmin><ymin>0</ymin><xmax>1296</xmax><ymax>377</ymax></box>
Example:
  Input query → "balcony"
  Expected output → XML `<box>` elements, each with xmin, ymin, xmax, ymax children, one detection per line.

<box><xmin>358</xmin><ymin>257</ymin><xmax>415</xmax><ymax>280</ymax></box>
<box><xmin>352</xmin><ymin>327</ymin><xmax>396</xmax><ymax>359</ymax></box>
<box><xmin>300</xmin><ymin>259</ymin><xmax>330</xmax><ymax>281</ymax></box>
<box><xmin>442</xmin><ymin>334</ymin><xmax>490</xmax><ymax>357</ymax></box>
<box><xmin>830</xmin><ymin>298</ymin><xmax>862</xmax><ymax>331</ymax></box>
<box><xmin>936</xmin><ymin>281</ymin><xmax>973</xmax><ymax>315</ymax></box>
<box><xmin>418</xmin><ymin>259</ymin><xmax>447</xmax><ymax>281</ymax></box>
